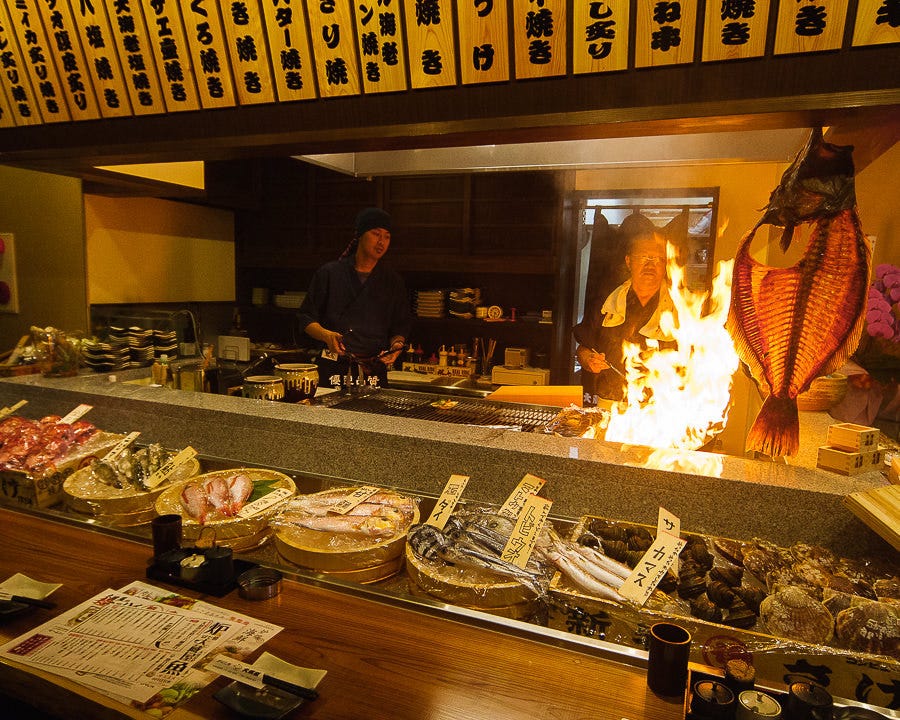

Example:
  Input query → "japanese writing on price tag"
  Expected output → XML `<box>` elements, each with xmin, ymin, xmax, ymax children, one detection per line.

<box><xmin>426</xmin><ymin>475</ymin><xmax>469</xmax><ymax>530</ymax></box>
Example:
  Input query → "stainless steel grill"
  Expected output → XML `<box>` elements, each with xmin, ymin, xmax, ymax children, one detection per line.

<box><xmin>328</xmin><ymin>389</ymin><xmax>558</xmax><ymax>432</ymax></box>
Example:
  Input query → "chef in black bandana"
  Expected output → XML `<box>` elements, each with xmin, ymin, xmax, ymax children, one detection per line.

<box><xmin>298</xmin><ymin>208</ymin><xmax>412</xmax><ymax>389</ymax></box>
<box><xmin>573</xmin><ymin>228</ymin><xmax>677</xmax><ymax>406</ymax></box>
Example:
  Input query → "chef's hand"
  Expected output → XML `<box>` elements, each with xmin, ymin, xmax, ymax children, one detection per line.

<box><xmin>322</xmin><ymin>330</ymin><xmax>345</xmax><ymax>355</ymax></box>
<box><xmin>379</xmin><ymin>338</ymin><xmax>406</xmax><ymax>366</ymax></box>
<box><xmin>577</xmin><ymin>345</ymin><xmax>610</xmax><ymax>373</ymax></box>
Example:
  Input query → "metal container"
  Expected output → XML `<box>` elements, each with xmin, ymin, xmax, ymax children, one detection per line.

<box><xmin>172</xmin><ymin>362</ymin><xmax>212</xmax><ymax>393</ymax></box>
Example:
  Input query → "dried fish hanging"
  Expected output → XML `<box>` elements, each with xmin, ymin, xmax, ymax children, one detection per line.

<box><xmin>727</xmin><ymin>128</ymin><xmax>872</xmax><ymax>457</ymax></box>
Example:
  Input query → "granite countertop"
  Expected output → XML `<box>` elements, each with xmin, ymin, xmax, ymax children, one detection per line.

<box><xmin>0</xmin><ymin>369</ymin><xmax>895</xmax><ymax>558</ymax></box>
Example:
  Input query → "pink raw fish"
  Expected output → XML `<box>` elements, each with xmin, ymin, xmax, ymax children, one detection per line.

<box><xmin>180</xmin><ymin>483</ymin><xmax>210</xmax><ymax>524</ymax></box>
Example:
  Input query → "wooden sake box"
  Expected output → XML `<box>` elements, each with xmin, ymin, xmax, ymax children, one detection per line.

<box><xmin>816</xmin><ymin>445</ymin><xmax>883</xmax><ymax>476</ymax></box>
<box><xmin>825</xmin><ymin>423</ymin><xmax>880</xmax><ymax>453</ymax></box>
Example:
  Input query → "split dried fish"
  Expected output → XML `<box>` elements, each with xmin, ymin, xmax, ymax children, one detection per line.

<box><xmin>728</xmin><ymin>127</ymin><xmax>871</xmax><ymax>457</ymax></box>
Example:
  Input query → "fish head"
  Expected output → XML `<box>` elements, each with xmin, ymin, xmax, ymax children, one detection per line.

<box><xmin>407</xmin><ymin>523</ymin><xmax>450</xmax><ymax>560</ymax></box>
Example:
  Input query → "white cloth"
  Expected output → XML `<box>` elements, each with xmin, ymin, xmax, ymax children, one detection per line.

<box><xmin>599</xmin><ymin>280</ymin><xmax>677</xmax><ymax>341</ymax></box>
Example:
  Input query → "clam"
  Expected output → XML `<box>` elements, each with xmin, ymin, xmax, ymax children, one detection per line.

<box><xmin>835</xmin><ymin>600</ymin><xmax>900</xmax><ymax>657</ymax></box>
<box><xmin>734</xmin><ymin>585</ymin><xmax>767</xmax><ymax>614</ymax></box>
<box><xmin>690</xmin><ymin>595</ymin><xmax>723</xmax><ymax>623</ymax></box>
<box><xmin>759</xmin><ymin>586</ymin><xmax>834</xmax><ymax>646</ymax></box>
<box><xmin>724</xmin><ymin>598</ymin><xmax>757</xmax><ymax>629</ymax></box>
<box><xmin>873</xmin><ymin>578</ymin><xmax>900</xmax><ymax>603</ymax></box>
<box><xmin>707</xmin><ymin>580</ymin><xmax>737</xmax><ymax>608</ymax></box>
<box><xmin>710</xmin><ymin>562</ymin><xmax>743</xmax><ymax>587</ymax></box>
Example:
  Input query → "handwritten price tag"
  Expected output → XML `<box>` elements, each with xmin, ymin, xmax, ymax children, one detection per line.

<box><xmin>426</xmin><ymin>474</ymin><xmax>469</xmax><ymax>529</ymax></box>
<box><xmin>238</xmin><ymin>487</ymin><xmax>294</xmax><ymax>518</ymax></box>
<box><xmin>60</xmin><ymin>404</ymin><xmax>92</xmax><ymax>423</ymax></box>
<box><xmin>143</xmin><ymin>446</ymin><xmax>197</xmax><ymax>490</ymax></box>
<box><xmin>498</xmin><ymin>473</ymin><xmax>546</xmax><ymax>520</ymax></box>
<box><xmin>500</xmin><ymin>494</ymin><xmax>553</xmax><ymax>570</ymax></box>
<box><xmin>101</xmin><ymin>432</ymin><xmax>141</xmax><ymax>462</ymax></box>
<box><xmin>331</xmin><ymin>485</ymin><xmax>379</xmax><ymax>514</ymax></box>
<box><xmin>618</xmin><ymin>532</ymin><xmax>687</xmax><ymax>606</ymax></box>
<box><xmin>0</xmin><ymin>399</ymin><xmax>27</xmax><ymax>419</ymax></box>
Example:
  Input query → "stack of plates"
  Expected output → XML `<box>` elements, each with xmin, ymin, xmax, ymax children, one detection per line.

<box><xmin>448</xmin><ymin>287</ymin><xmax>481</xmax><ymax>320</ymax></box>
<box><xmin>274</xmin><ymin>292</ymin><xmax>306</xmax><ymax>309</ymax></box>
<box><xmin>414</xmin><ymin>289</ymin><xmax>445</xmax><ymax>318</ymax></box>
<box><xmin>127</xmin><ymin>327</ymin><xmax>155</xmax><ymax>367</ymax></box>
<box><xmin>153</xmin><ymin>329</ymin><xmax>178</xmax><ymax>359</ymax></box>
<box><xmin>83</xmin><ymin>339</ymin><xmax>130</xmax><ymax>372</ymax></box>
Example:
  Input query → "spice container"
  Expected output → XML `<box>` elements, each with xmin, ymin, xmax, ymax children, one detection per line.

<box><xmin>689</xmin><ymin>680</ymin><xmax>735</xmax><ymax>719</ymax></box>
<box><xmin>784</xmin><ymin>682</ymin><xmax>833</xmax><ymax>720</ymax></box>
<box><xmin>737</xmin><ymin>690</ymin><xmax>782</xmax><ymax>719</ymax></box>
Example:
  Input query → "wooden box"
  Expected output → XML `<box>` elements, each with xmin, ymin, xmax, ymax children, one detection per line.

<box><xmin>546</xmin><ymin>514</ymin><xmax>900</xmax><ymax>706</ymax></box>
<box><xmin>816</xmin><ymin>445</ymin><xmax>883</xmax><ymax>476</ymax></box>
<box><xmin>826</xmin><ymin>423</ymin><xmax>880</xmax><ymax>453</ymax></box>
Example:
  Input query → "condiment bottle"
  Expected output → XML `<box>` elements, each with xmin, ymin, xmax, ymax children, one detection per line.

<box><xmin>784</xmin><ymin>682</ymin><xmax>833</xmax><ymax>720</ymax></box>
<box><xmin>438</xmin><ymin>345</ymin><xmax>448</xmax><ymax>367</ymax></box>
<box><xmin>151</xmin><ymin>354</ymin><xmax>169</xmax><ymax>386</ymax></box>
<box><xmin>689</xmin><ymin>680</ymin><xmax>735</xmax><ymax>719</ymax></box>
<box><xmin>737</xmin><ymin>691</ymin><xmax>782</xmax><ymax>720</ymax></box>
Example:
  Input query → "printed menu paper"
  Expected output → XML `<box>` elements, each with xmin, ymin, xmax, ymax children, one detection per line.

<box><xmin>0</xmin><ymin>582</ymin><xmax>281</xmax><ymax>707</ymax></box>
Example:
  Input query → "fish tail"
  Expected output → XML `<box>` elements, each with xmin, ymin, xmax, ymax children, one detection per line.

<box><xmin>745</xmin><ymin>396</ymin><xmax>799</xmax><ymax>458</ymax></box>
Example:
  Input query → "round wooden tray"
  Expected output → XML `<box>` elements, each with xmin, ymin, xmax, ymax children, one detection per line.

<box><xmin>282</xmin><ymin>553</ymin><xmax>406</xmax><ymax>584</ymax></box>
<box><xmin>64</xmin><ymin>456</ymin><xmax>201</xmax><ymax>515</ymax></box>
<box><xmin>155</xmin><ymin>468</ymin><xmax>296</xmax><ymax>545</ymax></box>
<box><xmin>406</xmin><ymin>576</ymin><xmax>541</xmax><ymax>621</ymax></box>
<box><xmin>273</xmin><ymin>487</ymin><xmax>419</xmax><ymax>572</ymax></box>
<box><xmin>404</xmin><ymin>543</ymin><xmax>535</xmax><ymax>608</ymax></box>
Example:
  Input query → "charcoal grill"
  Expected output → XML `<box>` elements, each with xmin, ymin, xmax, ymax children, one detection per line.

<box><xmin>327</xmin><ymin>389</ymin><xmax>558</xmax><ymax>432</ymax></box>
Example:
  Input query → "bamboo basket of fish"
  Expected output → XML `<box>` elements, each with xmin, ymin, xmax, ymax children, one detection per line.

<box><xmin>155</xmin><ymin>468</ymin><xmax>296</xmax><ymax>548</ymax></box>
<box><xmin>272</xmin><ymin>487</ymin><xmax>419</xmax><ymax>575</ymax></box>
<box><xmin>64</xmin><ymin>444</ymin><xmax>201</xmax><ymax>516</ymax></box>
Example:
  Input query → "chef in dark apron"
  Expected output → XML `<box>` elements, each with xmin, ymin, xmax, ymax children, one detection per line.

<box><xmin>298</xmin><ymin>208</ymin><xmax>413</xmax><ymax>389</ymax></box>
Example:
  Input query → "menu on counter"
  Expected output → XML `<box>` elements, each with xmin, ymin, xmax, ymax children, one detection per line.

<box><xmin>0</xmin><ymin>581</ymin><xmax>281</xmax><ymax>708</ymax></box>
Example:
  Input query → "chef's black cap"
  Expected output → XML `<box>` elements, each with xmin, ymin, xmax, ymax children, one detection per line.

<box><xmin>355</xmin><ymin>207</ymin><xmax>392</xmax><ymax>237</ymax></box>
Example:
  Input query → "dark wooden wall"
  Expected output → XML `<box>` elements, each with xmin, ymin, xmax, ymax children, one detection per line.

<box><xmin>220</xmin><ymin>159</ymin><xmax>573</xmax><ymax>379</ymax></box>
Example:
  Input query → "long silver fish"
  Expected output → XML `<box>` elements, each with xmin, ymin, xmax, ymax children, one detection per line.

<box><xmin>407</xmin><ymin>523</ymin><xmax>549</xmax><ymax>597</ymax></box>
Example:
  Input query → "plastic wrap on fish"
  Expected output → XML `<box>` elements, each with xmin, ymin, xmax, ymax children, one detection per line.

<box><xmin>727</xmin><ymin>127</ymin><xmax>872</xmax><ymax>457</ymax></box>
<box><xmin>272</xmin><ymin>487</ymin><xmax>420</xmax><ymax>578</ymax></box>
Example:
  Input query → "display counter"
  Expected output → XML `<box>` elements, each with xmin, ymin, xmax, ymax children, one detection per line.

<box><xmin>0</xmin><ymin>370</ymin><xmax>892</xmax><ymax>557</ymax></box>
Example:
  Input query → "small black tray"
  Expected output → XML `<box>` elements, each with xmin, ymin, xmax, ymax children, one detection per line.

<box><xmin>146</xmin><ymin>549</ymin><xmax>257</xmax><ymax>597</ymax></box>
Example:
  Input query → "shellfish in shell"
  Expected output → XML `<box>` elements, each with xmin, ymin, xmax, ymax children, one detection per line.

<box><xmin>759</xmin><ymin>586</ymin><xmax>834</xmax><ymax>646</ymax></box>
<box><xmin>835</xmin><ymin>600</ymin><xmax>900</xmax><ymax>657</ymax></box>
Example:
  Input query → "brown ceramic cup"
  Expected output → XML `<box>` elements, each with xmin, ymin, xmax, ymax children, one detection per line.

<box><xmin>646</xmin><ymin>622</ymin><xmax>692</xmax><ymax>697</ymax></box>
<box><xmin>151</xmin><ymin>513</ymin><xmax>183</xmax><ymax>559</ymax></box>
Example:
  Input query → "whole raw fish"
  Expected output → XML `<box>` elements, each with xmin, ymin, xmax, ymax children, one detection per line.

<box><xmin>180</xmin><ymin>483</ymin><xmax>210</xmax><ymax>524</ymax></box>
<box><xmin>728</xmin><ymin>128</ymin><xmax>871</xmax><ymax>457</ymax></box>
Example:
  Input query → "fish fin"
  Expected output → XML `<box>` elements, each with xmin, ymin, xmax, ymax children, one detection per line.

<box><xmin>745</xmin><ymin>395</ymin><xmax>799</xmax><ymax>458</ymax></box>
<box><xmin>779</xmin><ymin>224</ymin><xmax>795</xmax><ymax>253</ymax></box>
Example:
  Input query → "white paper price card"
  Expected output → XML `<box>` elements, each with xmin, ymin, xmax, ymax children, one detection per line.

<box><xmin>331</xmin><ymin>485</ymin><xmax>379</xmax><ymax>514</ymax></box>
<box><xmin>60</xmin><ymin>404</ymin><xmax>92</xmax><ymax>423</ymax></box>
<box><xmin>102</xmin><ymin>431</ymin><xmax>141</xmax><ymax>462</ymax></box>
<box><xmin>426</xmin><ymin>474</ymin><xmax>469</xmax><ymax>530</ymax></box>
<box><xmin>0</xmin><ymin>399</ymin><xmax>27</xmax><ymax>418</ymax></box>
<box><xmin>656</xmin><ymin>506</ymin><xmax>681</xmax><ymax>576</ymax></box>
<box><xmin>498</xmin><ymin>473</ymin><xmax>547</xmax><ymax>520</ymax></box>
<box><xmin>238</xmin><ymin>487</ymin><xmax>294</xmax><ymax>518</ymax></box>
<box><xmin>500</xmin><ymin>494</ymin><xmax>553</xmax><ymax>569</ymax></box>
<box><xmin>143</xmin><ymin>446</ymin><xmax>197</xmax><ymax>490</ymax></box>
<box><xmin>618</xmin><ymin>532</ymin><xmax>687</xmax><ymax>606</ymax></box>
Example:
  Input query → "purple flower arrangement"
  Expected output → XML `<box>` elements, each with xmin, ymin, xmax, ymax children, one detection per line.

<box><xmin>866</xmin><ymin>263</ymin><xmax>900</xmax><ymax>342</ymax></box>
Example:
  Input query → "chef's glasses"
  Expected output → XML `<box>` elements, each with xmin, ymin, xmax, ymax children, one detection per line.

<box><xmin>634</xmin><ymin>254</ymin><xmax>665</xmax><ymax>265</ymax></box>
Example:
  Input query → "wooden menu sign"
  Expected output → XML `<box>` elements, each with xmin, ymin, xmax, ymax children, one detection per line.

<box><xmin>634</xmin><ymin>0</ymin><xmax>697</xmax><ymax>67</ymax></box>
<box><xmin>572</xmin><ymin>0</ymin><xmax>628</xmax><ymax>75</ymax></box>
<box><xmin>404</xmin><ymin>0</ymin><xmax>456</xmax><ymax>88</ymax></box>
<box><xmin>102</xmin><ymin>0</ymin><xmax>166</xmax><ymax>114</ymax></box>
<box><xmin>140</xmin><ymin>0</ymin><xmax>201</xmax><ymax>112</ymax></box>
<box><xmin>260</xmin><ymin>0</ymin><xmax>318</xmax><ymax>102</ymax></box>
<box><xmin>68</xmin><ymin>0</ymin><xmax>134</xmax><ymax>117</ymax></box>
<box><xmin>456</xmin><ymin>0</ymin><xmax>510</xmax><ymax>84</ymax></box>
<box><xmin>0</xmin><ymin>0</ymin><xmax>42</xmax><ymax>126</ymax></box>
<box><xmin>512</xmin><ymin>0</ymin><xmax>567</xmax><ymax>79</ymax></box>
<box><xmin>702</xmin><ymin>0</ymin><xmax>770</xmax><ymax>61</ymax></box>
<box><xmin>354</xmin><ymin>0</ymin><xmax>408</xmax><ymax>94</ymax></box>
<box><xmin>3</xmin><ymin>0</ymin><xmax>72</xmax><ymax>121</ymax></box>
<box><xmin>220</xmin><ymin>0</ymin><xmax>277</xmax><ymax>104</ymax></box>
<box><xmin>852</xmin><ymin>0</ymin><xmax>900</xmax><ymax>47</ymax></box>
<box><xmin>0</xmin><ymin>76</ymin><xmax>14</xmax><ymax>127</ymax></box>
<box><xmin>176</xmin><ymin>0</ymin><xmax>238</xmax><ymax>109</ymax></box>
<box><xmin>774</xmin><ymin>0</ymin><xmax>849</xmax><ymax>55</ymax></box>
<box><xmin>306</xmin><ymin>0</ymin><xmax>361</xmax><ymax>97</ymax></box>
<box><xmin>34</xmin><ymin>0</ymin><xmax>102</xmax><ymax>120</ymax></box>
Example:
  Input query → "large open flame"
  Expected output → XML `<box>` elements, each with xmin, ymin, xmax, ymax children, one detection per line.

<box><xmin>604</xmin><ymin>245</ymin><xmax>739</xmax><ymax>458</ymax></box>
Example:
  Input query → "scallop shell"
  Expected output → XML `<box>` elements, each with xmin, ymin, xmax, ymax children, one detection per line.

<box><xmin>759</xmin><ymin>587</ymin><xmax>834</xmax><ymax>646</ymax></box>
<box><xmin>790</xmin><ymin>543</ymin><xmax>837</xmax><ymax>572</ymax></box>
<box><xmin>744</xmin><ymin>547</ymin><xmax>786</xmax><ymax>584</ymax></box>
<box><xmin>835</xmin><ymin>601</ymin><xmax>900</xmax><ymax>657</ymax></box>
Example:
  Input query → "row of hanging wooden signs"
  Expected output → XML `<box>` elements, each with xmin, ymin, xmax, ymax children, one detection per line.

<box><xmin>0</xmin><ymin>0</ymin><xmax>896</xmax><ymax>128</ymax></box>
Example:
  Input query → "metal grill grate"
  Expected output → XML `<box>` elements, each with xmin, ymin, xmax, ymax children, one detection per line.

<box><xmin>330</xmin><ymin>390</ymin><xmax>558</xmax><ymax>432</ymax></box>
